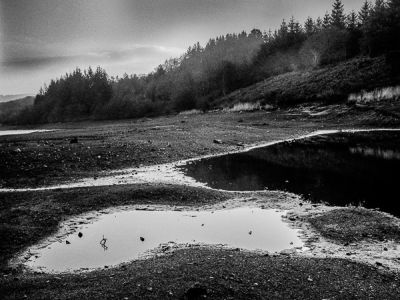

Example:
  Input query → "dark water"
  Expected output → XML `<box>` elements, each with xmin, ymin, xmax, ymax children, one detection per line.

<box><xmin>181</xmin><ymin>131</ymin><xmax>400</xmax><ymax>216</ymax></box>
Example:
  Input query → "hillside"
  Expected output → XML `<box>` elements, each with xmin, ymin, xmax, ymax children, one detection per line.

<box><xmin>0</xmin><ymin>94</ymin><xmax>32</xmax><ymax>103</ymax></box>
<box><xmin>216</xmin><ymin>56</ymin><xmax>399</xmax><ymax>108</ymax></box>
<box><xmin>0</xmin><ymin>96</ymin><xmax>35</xmax><ymax>123</ymax></box>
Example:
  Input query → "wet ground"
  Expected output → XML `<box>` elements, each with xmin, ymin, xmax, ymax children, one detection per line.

<box><xmin>1</xmin><ymin>112</ymin><xmax>400</xmax><ymax>299</ymax></box>
<box><xmin>181</xmin><ymin>130</ymin><xmax>400</xmax><ymax>217</ymax></box>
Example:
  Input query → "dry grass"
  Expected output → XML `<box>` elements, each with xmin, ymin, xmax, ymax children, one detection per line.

<box><xmin>348</xmin><ymin>86</ymin><xmax>400</xmax><ymax>103</ymax></box>
<box><xmin>224</xmin><ymin>102</ymin><xmax>262</xmax><ymax>112</ymax></box>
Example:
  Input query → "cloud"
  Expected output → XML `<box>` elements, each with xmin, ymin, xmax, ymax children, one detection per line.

<box><xmin>1</xmin><ymin>45</ymin><xmax>184</xmax><ymax>71</ymax></box>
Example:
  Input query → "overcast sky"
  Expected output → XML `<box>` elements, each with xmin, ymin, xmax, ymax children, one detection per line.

<box><xmin>0</xmin><ymin>0</ymin><xmax>364</xmax><ymax>95</ymax></box>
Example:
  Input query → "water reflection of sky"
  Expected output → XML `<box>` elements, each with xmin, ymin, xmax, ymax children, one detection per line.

<box><xmin>26</xmin><ymin>207</ymin><xmax>302</xmax><ymax>273</ymax></box>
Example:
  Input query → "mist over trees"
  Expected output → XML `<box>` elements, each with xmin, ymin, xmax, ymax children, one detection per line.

<box><xmin>9</xmin><ymin>0</ymin><xmax>400</xmax><ymax>124</ymax></box>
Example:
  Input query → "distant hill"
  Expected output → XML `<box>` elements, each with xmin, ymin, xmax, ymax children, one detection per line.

<box><xmin>0</xmin><ymin>94</ymin><xmax>33</xmax><ymax>103</ymax></box>
<box><xmin>0</xmin><ymin>96</ymin><xmax>35</xmax><ymax>123</ymax></box>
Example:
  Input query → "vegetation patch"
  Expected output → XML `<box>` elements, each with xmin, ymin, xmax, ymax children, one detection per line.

<box><xmin>307</xmin><ymin>207</ymin><xmax>400</xmax><ymax>243</ymax></box>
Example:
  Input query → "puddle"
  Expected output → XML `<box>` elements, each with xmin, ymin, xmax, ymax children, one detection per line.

<box><xmin>22</xmin><ymin>206</ymin><xmax>302</xmax><ymax>273</ymax></box>
<box><xmin>181</xmin><ymin>131</ymin><xmax>400</xmax><ymax>217</ymax></box>
<box><xmin>0</xmin><ymin>129</ymin><xmax>53</xmax><ymax>136</ymax></box>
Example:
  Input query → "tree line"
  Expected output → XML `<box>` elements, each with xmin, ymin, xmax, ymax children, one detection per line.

<box><xmin>10</xmin><ymin>0</ymin><xmax>400</xmax><ymax>124</ymax></box>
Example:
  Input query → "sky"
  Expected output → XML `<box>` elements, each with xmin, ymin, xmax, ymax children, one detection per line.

<box><xmin>0</xmin><ymin>0</ymin><xmax>365</xmax><ymax>95</ymax></box>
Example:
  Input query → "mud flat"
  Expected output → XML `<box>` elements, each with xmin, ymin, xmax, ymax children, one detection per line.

<box><xmin>1</xmin><ymin>111</ymin><xmax>400</xmax><ymax>299</ymax></box>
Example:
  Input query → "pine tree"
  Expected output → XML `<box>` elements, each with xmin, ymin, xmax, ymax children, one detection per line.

<box><xmin>374</xmin><ymin>0</ymin><xmax>386</xmax><ymax>10</ymax></box>
<box><xmin>278</xmin><ymin>19</ymin><xmax>288</xmax><ymax>37</ymax></box>
<box><xmin>331</xmin><ymin>0</ymin><xmax>346</xmax><ymax>29</ymax></box>
<box><xmin>359</xmin><ymin>0</ymin><xmax>371</xmax><ymax>26</ymax></box>
<box><xmin>315</xmin><ymin>17</ymin><xmax>323</xmax><ymax>31</ymax></box>
<box><xmin>288</xmin><ymin>16</ymin><xmax>297</xmax><ymax>34</ymax></box>
<box><xmin>346</xmin><ymin>10</ymin><xmax>358</xmax><ymax>30</ymax></box>
<box><xmin>304</xmin><ymin>17</ymin><xmax>315</xmax><ymax>36</ymax></box>
<box><xmin>323</xmin><ymin>12</ymin><xmax>331</xmax><ymax>28</ymax></box>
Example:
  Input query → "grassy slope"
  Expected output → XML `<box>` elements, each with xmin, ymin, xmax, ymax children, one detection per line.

<box><xmin>217</xmin><ymin>56</ymin><xmax>398</xmax><ymax>107</ymax></box>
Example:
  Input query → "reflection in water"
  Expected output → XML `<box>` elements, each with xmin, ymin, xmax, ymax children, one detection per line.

<box><xmin>349</xmin><ymin>147</ymin><xmax>400</xmax><ymax>160</ymax></box>
<box><xmin>100</xmin><ymin>236</ymin><xmax>108</xmax><ymax>251</ymax></box>
<box><xmin>26</xmin><ymin>207</ymin><xmax>302</xmax><ymax>272</ymax></box>
<box><xmin>181</xmin><ymin>131</ymin><xmax>400</xmax><ymax>216</ymax></box>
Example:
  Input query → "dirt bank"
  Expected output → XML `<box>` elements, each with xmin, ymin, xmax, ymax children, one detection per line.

<box><xmin>1</xmin><ymin>248</ymin><xmax>399</xmax><ymax>299</ymax></box>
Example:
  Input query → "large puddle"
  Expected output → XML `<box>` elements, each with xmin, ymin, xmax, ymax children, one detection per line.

<box><xmin>181</xmin><ymin>131</ymin><xmax>400</xmax><ymax>217</ymax></box>
<box><xmin>23</xmin><ymin>206</ymin><xmax>302</xmax><ymax>273</ymax></box>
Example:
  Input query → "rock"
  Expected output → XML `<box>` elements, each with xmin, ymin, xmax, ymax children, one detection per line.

<box><xmin>78</xmin><ymin>232</ymin><xmax>83</xmax><ymax>238</ymax></box>
<box><xmin>376</xmin><ymin>262</ymin><xmax>383</xmax><ymax>266</ymax></box>
<box><xmin>384</xmin><ymin>247</ymin><xmax>388</xmax><ymax>251</ymax></box>
<box><xmin>140</xmin><ymin>237</ymin><xmax>145</xmax><ymax>242</ymax></box>
<box><xmin>213</xmin><ymin>139</ymin><xmax>223</xmax><ymax>144</ymax></box>
<box><xmin>184</xmin><ymin>283</ymin><xmax>207</xmax><ymax>299</ymax></box>
<box><xmin>69</xmin><ymin>137</ymin><xmax>78</xmax><ymax>144</ymax></box>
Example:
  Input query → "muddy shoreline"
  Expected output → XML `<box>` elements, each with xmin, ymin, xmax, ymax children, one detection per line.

<box><xmin>1</xmin><ymin>109</ymin><xmax>400</xmax><ymax>299</ymax></box>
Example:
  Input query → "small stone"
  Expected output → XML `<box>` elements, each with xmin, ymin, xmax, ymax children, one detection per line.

<box><xmin>248</xmin><ymin>230</ymin><xmax>252</xmax><ymax>235</ymax></box>
<box><xmin>376</xmin><ymin>262</ymin><xmax>383</xmax><ymax>266</ymax></box>
<box><xmin>66</xmin><ymin>240</ymin><xmax>71</xmax><ymax>244</ymax></box>
<box><xmin>70</xmin><ymin>137</ymin><xmax>78</xmax><ymax>144</ymax></box>
<box><xmin>213</xmin><ymin>139</ymin><xmax>223</xmax><ymax>144</ymax></box>
<box><xmin>78</xmin><ymin>232</ymin><xmax>83</xmax><ymax>238</ymax></box>
<box><xmin>140</xmin><ymin>237</ymin><xmax>145</xmax><ymax>242</ymax></box>
<box><xmin>384</xmin><ymin>247</ymin><xmax>388</xmax><ymax>251</ymax></box>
